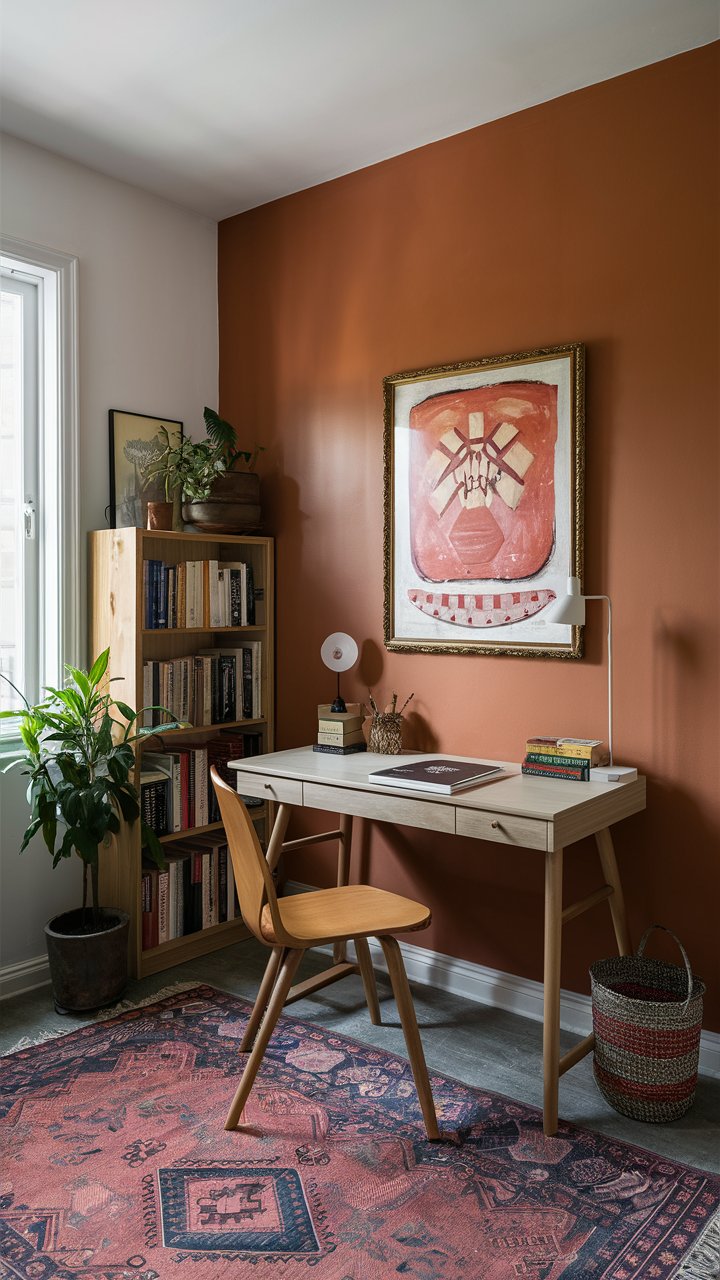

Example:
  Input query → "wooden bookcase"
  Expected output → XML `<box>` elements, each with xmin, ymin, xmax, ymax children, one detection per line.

<box><xmin>88</xmin><ymin>527</ymin><xmax>274</xmax><ymax>977</ymax></box>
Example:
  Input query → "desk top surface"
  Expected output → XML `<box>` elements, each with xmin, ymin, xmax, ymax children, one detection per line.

<box><xmin>229</xmin><ymin>746</ymin><xmax>646</xmax><ymax>826</ymax></box>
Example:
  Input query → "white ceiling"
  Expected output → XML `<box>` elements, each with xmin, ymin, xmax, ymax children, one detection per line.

<box><xmin>1</xmin><ymin>0</ymin><xmax>717</xmax><ymax>220</ymax></box>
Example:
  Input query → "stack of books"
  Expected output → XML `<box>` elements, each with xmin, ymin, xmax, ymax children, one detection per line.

<box><xmin>522</xmin><ymin>737</ymin><xmax>609</xmax><ymax>782</ymax></box>
<box><xmin>143</xmin><ymin>557</ymin><xmax>258</xmax><ymax>630</ymax></box>
<box><xmin>313</xmin><ymin>702</ymin><xmax>366</xmax><ymax>755</ymax></box>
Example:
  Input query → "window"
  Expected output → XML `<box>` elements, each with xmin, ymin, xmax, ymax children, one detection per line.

<box><xmin>0</xmin><ymin>239</ymin><xmax>79</xmax><ymax>736</ymax></box>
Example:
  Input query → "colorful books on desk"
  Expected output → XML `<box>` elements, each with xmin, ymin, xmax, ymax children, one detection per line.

<box><xmin>369</xmin><ymin>758</ymin><xmax>504</xmax><ymax>794</ymax></box>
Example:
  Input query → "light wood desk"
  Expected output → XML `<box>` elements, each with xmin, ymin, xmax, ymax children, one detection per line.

<box><xmin>230</xmin><ymin>746</ymin><xmax>646</xmax><ymax>1135</ymax></box>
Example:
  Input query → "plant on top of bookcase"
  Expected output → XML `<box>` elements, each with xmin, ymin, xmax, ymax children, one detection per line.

<box><xmin>1</xmin><ymin>649</ymin><xmax>165</xmax><ymax>1012</ymax></box>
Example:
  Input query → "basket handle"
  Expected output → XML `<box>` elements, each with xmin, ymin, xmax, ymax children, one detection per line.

<box><xmin>636</xmin><ymin>924</ymin><xmax>694</xmax><ymax>1012</ymax></box>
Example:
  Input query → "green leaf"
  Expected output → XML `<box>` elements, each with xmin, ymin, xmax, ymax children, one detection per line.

<box><xmin>142</xmin><ymin>822</ymin><xmax>166</xmax><ymax>869</ymax></box>
<box><xmin>88</xmin><ymin>649</ymin><xmax>110</xmax><ymax>687</ymax></box>
<box><xmin>19</xmin><ymin>818</ymin><xmax>43</xmax><ymax>852</ymax></box>
<box><xmin>66</xmin><ymin>666</ymin><xmax>91</xmax><ymax>699</ymax></box>
<box><xmin>114</xmin><ymin>702</ymin><xmax>136</xmax><ymax>724</ymax></box>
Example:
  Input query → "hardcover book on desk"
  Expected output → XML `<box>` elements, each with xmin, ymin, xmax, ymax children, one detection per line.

<box><xmin>369</xmin><ymin>758</ymin><xmax>503</xmax><ymax>794</ymax></box>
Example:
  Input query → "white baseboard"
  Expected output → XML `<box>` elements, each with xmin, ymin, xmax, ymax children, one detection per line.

<box><xmin>286</xmin><ymin>881</ymin><xmax>720</xmax><ymax>1080</ymax></box>
<box><xmin>0</xmin><ymin>955</ymin><xmax>50</xmax><ymax>1000</ymax></box>
<box><xmin>5</xmin><ymin>911</ymin><xmax>719</xmax><ymax>1082</ymax></box>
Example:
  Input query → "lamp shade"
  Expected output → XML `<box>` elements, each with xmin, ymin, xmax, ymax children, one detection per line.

<box><xmin>549</xmin><ymin>576</ymin><xmax>586</xmax><ymax>625</ymax></box>
<box><xmin>320</xmin><ymin>632</ymin><xmax>358</xmax><ymax>672</ymax></box>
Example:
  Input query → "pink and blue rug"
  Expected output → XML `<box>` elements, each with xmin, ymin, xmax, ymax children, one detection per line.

<box><xmin>1</xmin><ymin>984</ymin><xmax>718</xmax><ymax>1278</ymax></box>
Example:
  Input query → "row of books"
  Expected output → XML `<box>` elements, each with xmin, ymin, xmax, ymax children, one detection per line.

<box><xmin>141</xmin><ymin>836</ymin><xmax>240</xmax><ymax>949</ymax></box>
<box><xmin>142</xmin><ymin>644</ymin><xmax>262</xmax><ymax>727</ymax></box>
<box><xmin>521</xmin><ymin>737</ymin><xmax>608</xmax><ymax>781</ymax></box>
<box><xmin>143</xmin><ymin>558</ymin><xmax>258</xmax><ymax>629</ymax></box>
<box><xmin>140</xmin><ymin>731</ymin><xmax>263</xmax><ymax>835</ymax></box>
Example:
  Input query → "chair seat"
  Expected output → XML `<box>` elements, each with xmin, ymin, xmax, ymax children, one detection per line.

<box><xmin>260</xmin><ymin>883</ymin><xmax>431</xmax><ymax>945</ymax></box>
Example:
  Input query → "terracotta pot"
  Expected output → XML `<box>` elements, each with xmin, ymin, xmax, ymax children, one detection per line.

<box><xmin>183</xmin><ymin>470</ymin><xmax>261</xmax><ymax>533</ymax></box>
<box><xmin>44</xmin><ymin>909</ymin><xmax>130</xmax><ymax>1013</ymax></box>
<box><xmin>146</xmin><ymin>500</ymin><xmax>174</xmax><ymax>530</ymax></box>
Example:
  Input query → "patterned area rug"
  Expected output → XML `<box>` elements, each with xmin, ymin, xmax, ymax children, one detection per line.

<box><xmin>1</xmin><ymin>984</ymin><xmax>718</xmax><ymax>1280</ymax></box>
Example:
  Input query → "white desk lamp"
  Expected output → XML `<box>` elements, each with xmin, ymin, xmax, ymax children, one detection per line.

<box><xmin>320</xmin><ymin>632</ymin><xmax>358</xmax><ymax>714</ymax></box>
<box><xmin>550</xmin><ymin>577</ymin><xmax>635</xmax><ymax>782</ymax></box>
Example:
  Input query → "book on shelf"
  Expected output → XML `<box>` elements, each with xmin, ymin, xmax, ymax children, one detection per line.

<box><xmin>369</xmin><ymin>758</ymin><xmax>504</xmax><ymax>793</ymax></box>
<box><xmin>143</xmin><ymin>644</ymin><xmax>262</xmax><ymax>728</ymax></box>
<box><xmin>206</xmin><ymin>731</ymin><xmax>265</xmax><ymax>820</ymax></box>
<box><xmin>525</xmin><ymin>737</ymin><xmax>609</xmax><ymax>766</ymax></box>
<box><xmin>140</xmin><ymin>768</ymin><xmax>171</xmax><ymax>836</ymax></box>
<box><xmin>143</xmin><ymin>556</ymin><xmax>257</xmax><ymax>629</ymax></box>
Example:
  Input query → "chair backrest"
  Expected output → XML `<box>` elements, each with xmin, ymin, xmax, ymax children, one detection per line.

<box><xmin>210</xmin><ymin>768</ymin><xmax>289</xmax><ymax>945</ymax></box>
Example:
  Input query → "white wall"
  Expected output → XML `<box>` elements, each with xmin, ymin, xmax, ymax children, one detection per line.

<box><xmin>0</xmin><ymin>134</ymin><xmax>218</xmax><ymax>989</ymax></box>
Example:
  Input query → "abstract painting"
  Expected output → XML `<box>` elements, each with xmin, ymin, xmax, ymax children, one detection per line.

<box><xmin>383</xmin><ymin>344</ymin><xmax>584</xmax><ymax>657</ymax></box>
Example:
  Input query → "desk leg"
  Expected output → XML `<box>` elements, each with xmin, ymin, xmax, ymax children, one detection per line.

<box><xmin>595</xmin><ymin>827</ymin><xmax>632</xmax><ymax>955</ymax></box>
<box><xmin>333</xmin><ymin>814</ymin><xmax>353</xmax><ymax>965</ymax></box>
<box><xmin>543</xmin><ymin>845</ymin><xmax>564</xmax><ymax>1136</ymax></box>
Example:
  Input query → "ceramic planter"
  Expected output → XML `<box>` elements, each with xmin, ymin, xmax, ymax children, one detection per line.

<box><xmin>44</xmin><ymin>909</ymin><xmax>130</xmax><ymax>1013</ymax></box>
<box><xmin>183</xmin><ymin>470</ymin><xmax>261</xmax><ymax>533</ymax></box>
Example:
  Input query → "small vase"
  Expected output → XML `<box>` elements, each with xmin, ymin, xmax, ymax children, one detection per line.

<box><xmin>369</xmin><ymin>712</ymin><xmax>403</xmax><ymax>754</ymax></box>
<box><xmin>146</xmin><ymin>500</ymin><xmax>173</xmax><ymax>530</ymax></box>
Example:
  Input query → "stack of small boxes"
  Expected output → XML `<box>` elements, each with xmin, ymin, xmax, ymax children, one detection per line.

<box><xmin>313</xmin><ymin>702</ymin><xmax>367</xmax><ymax>755</ymax></box>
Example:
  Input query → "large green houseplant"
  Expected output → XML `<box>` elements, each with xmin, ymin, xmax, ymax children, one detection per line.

<box><xmin>1</xmin><ymin>649</ymin><xmax>163</xmax><ymax>1012</ymax></box>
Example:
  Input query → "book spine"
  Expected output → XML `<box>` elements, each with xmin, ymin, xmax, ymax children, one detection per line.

<box><xmin>526</xmin><ymin>741</ymin><xmax>600</xmax><ymax>761</ymax></box>
<box><xmin>246</xmin><ymin>563</ymin><xmax>255</xmax><ymax>625</ymax></box>
<box><xmin>218</xmin><ymin>845</ymin><xmax>228</xmax><ymax>923</ymax></box>
<box><xmin>522</xmin><ymin>763</ymin><xmax>588</xmax><ymax>780</ymax></box>
<box><xmin>317</xmin><ymin>729</ymin><xmax>365</xmax><ymax>746</ymax></box>
<box><xmin>192</xmin><ymin>852</ymin><xmax>203</xmax><ymax>932</ymax></box>
<box><xmin>241</xmin><ymin>648</ymin><xmax>253</xmax><ymax>719</ymax></box>
<box><xmin>312</xmin><ymin>741</ymin><xmax>367</xmax><ymax>755</ymax></box>
<box><xmin>167</xmin><ymin>863</ymin><xmax>177</xmax><ymax>941</ymax></box>
<box><xmin>201</xmin><ymin>852</ymin><xmax>211</xmax><ymax>928</ymax></box>
<box><xmin>525</xmin><ymin>752</ymin><xmax>591</xmax><ymax>771</ymax></box>
<box><xmin>210</xmin><ymin>848</ymin><xmax>219</xmax><ymax>927</ymax></box>
<box><xmin>230</xmin><ymin>569</ymin><xmax>241</xmax><ymax>627</ymax></box>
<box><xmin>157</xmin><ymin>870</ymin><xmax>170</xmax><ymax>942</ymax></box>
<box><xmin>141</xmin><ymin>871</ymin><xmax>153</xmax><ymax>950</ymax></box>
<box><xmin>182</xmin><ymin>855</ymin><xmax>192</xmax><ymax>936</ymax></box>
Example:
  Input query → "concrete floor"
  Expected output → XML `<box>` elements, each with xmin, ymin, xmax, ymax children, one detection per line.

<box><xmin>2</xmin><ymin>936</ymin><xmax>719</xmax><ymax>1173</ymax></box>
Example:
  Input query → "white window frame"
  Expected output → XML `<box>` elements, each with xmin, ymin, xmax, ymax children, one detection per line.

<box><xmin>0</xmin><ymin>237</ymin><xmax>80</xmax><ymax>742</ymax></box>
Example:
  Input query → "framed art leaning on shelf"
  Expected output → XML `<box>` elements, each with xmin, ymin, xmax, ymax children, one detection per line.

<box><xmin>383</xmin><ymin>342</ymin><xmax>585</xmax><ymax>658</ymax></box>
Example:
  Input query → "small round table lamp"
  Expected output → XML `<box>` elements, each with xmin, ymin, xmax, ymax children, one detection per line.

<box><xmin>320</xmin><ymin>632</ymin><xmax>358</xmax><ymax>714</ymax></box>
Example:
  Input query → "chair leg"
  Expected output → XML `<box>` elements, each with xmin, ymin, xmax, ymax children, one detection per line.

<box><xmin>240</xmin><ymin>946</ymin><xmax>284</xmax><ymax>1051</ymax></box>
<box><xmin>377</xmin><ymin>935</ymin><xmax>439</xmax><ymax>1140</ymax></box>
<box><xmin>225</xmin><ymin>948</ymin><xmax>304</xmax><ymax>1131</ymax></box>
<box><xmin>354</xmin><ymin>936</ymin><xmax>382</xmax><ymax>1025</ymax></box>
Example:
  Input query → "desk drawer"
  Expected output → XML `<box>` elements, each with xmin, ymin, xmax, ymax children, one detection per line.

<box><xmin>456</xmin><ymin>806</ymin><xmax>547</xmax><ymax>850</ymax></box>
<box><xmin>304</xmin><ymin>783</ymin><xmax>456</xmax><ymax>834</ymax></box>
<box><xmin>235</xmin><ymin>773</ymin><xmax>303</xmax><ymax>805</ymax></box>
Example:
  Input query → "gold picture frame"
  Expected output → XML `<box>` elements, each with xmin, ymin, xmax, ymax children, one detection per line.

<box><xmin>383</xmin><ymin>342</ymin><xmax>585</xmax><ymax>658</ymax></box>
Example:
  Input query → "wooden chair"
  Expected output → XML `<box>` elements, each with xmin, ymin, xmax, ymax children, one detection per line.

<box><xmin>211</xmin><ymin>767</ymin><xmax>439</xmax><ymax>1138</ymax></box>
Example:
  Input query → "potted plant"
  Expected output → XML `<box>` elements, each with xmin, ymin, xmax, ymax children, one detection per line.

<box><xmin>141</xmin><ymin>408</ymin><xmax>264</xmax><ymax>533</ymax></box>
<box><xmin>1</xmin><ymin>650</ymin><xmax>163</xmax><ymax>1012</ymax></box>
<box><xmin>181</xmin><ymin>407</ymin><xmax>264</xmax><ymax>533</ymax></box>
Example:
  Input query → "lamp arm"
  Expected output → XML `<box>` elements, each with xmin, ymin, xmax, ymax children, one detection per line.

<box><xmin>585</xmin><ymin>594</ymin><xmax>613</xmax><ymax>765</ymax></box>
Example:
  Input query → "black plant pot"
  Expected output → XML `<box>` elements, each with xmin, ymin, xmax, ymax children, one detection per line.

<box><xmin>44</xmin><ymin>909</ymin><xmax>130</xmax><ymax>1014</ymax></box>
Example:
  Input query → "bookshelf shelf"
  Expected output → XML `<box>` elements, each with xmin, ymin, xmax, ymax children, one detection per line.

<box><xmin>141</xmin><ymin>625</ymin><xmax>267</xmax><ymax>636</ymax></box>
<box><xmin>142</xmin><ymin>718</ymin><xmax>266</xmax><ymax>740</ymax></box>
<box><xmin>89</xmin><ymin>526</ymin><xmax>274</xmax><ymax>978</ymax></box>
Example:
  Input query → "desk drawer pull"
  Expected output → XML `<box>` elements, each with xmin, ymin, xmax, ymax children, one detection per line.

<box><xmin>456</xmin><ymin>806</ymin><xmax>547</xmax><ymax>850</ymax></box>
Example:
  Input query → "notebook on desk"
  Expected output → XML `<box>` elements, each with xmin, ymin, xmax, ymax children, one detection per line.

<box><xmin>368</xmin><ymin>757</ymin><xmax>504</xmax><ymax>794</ymax></box>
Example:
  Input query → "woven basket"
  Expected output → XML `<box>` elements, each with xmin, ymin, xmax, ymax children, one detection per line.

<box><xmin>590</xmin><ymin>925</ymin><xmax>705</xmax><ymax>1123</ymax></box>
<box><xmin>368</xmin><ymin>712</ymin><xmax>403</xmax><ymax>754</ymax></box>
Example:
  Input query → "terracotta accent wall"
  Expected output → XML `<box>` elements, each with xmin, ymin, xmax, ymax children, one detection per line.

<box><xmin>219</xmin><ymin>45</ymin><xmax>719</xmax><ymax>1028</ymax></box>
